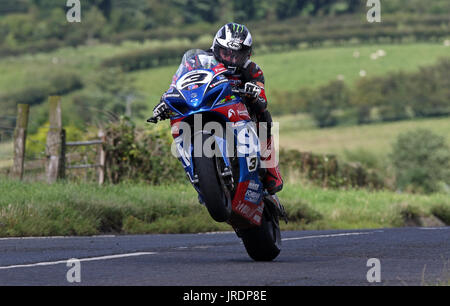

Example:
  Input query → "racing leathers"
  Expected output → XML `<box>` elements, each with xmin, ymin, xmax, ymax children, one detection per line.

<box><xmin>219</xmin><ymin>58</ymin><xmax>283</xmax><ymax>195</ymax></box>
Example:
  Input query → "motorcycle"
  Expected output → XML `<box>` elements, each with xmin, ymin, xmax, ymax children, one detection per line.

<box><xmin>147</xmin><ymin>49</ymin><xmax>287</xmax><ymax>261</ymax></box>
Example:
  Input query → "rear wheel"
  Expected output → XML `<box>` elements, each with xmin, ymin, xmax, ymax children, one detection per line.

<box><xmin>194</xmin><ymin>133</ymin><xmax>232</xmax><ymax>222</ymax></box>
<box><xmin>240</xmin><ymin>204</ymin><xmax>281</xmax><ymax>261</ymax></box>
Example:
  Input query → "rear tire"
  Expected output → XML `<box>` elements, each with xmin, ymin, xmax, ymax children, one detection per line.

<box><xmin>240</xmin><ymin>206</ymin><xmax>281</xmax><ymax>261</ymax></box>
<box><xmin>194</xmin><ymin>133</ymin><xmax>232</xmax><ymax>222</ymax></box>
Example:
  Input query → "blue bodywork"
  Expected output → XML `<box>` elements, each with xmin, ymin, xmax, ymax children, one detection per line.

<box><xmin>164</xmin><ymin>49</ymin><xmax>263</xmax><ymax>203</ymax></box>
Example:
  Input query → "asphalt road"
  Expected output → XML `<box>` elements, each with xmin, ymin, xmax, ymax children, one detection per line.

<box><xmin>0</xmin><ymin>227</ymin><xmax>449</xmax><ymax>286</ymax></box>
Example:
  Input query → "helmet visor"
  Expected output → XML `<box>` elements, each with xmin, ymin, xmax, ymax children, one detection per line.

<box><xmin>218</xmin><ymin>47</ymin><xmax>249</xmax><ymax>67</ymax></box>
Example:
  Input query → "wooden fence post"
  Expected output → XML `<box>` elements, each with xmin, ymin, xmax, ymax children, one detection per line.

<box><xmin>97</xmin><ymin>129</ymin><xmax>106</xmax><ymax>185</ymax></box>
<box><xmin>46</xmin><ymin>96</ymin><xmax>63</xmax><ymax>184</ymax></box>
<box><xmin>59</xmin><ymin>129</ymin><xmax>66</xmax><ymax>180</ymax></box>
<box><xmin>12</xmin><ymin>104</ymin><xmax>29</xmax><ymax>180</ymax></box>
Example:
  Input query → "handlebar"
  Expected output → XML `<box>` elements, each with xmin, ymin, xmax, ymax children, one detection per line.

<box><xmin>231</xmin><ymin>88</ymin><xmax>248</xmax><ymax>95</ymax></box>
<box><xmin>146</xmin><ymin>116</ymin><xmax>158</xmax><ymax>124</ymax></box>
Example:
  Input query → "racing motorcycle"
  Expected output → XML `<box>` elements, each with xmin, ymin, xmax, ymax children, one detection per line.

<box><xmin>147</xmin><ymin>49</ymin><xmax>287</xmax><ymax>261</ymax></box>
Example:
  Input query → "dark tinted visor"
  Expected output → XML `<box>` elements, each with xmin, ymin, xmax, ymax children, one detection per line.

<box><xmin>218</xmin><ymin>47</ymin><xmax>248</xmax><ymax>67</ymax></box>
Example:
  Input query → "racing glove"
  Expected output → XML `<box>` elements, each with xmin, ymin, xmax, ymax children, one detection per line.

<box><xmin>244</xmin><ymin>82</ymin><xmax>262</xmax><ymax>99</ymax></box>
<box><xmin>153</xmin><ymin>98</ymin><xmax>170</xmax><ymax>120</ymax></box>
<box><xmin>243</xmin><ymin>82</ymin><xmax>267</xmax><ymax>113</ymax></box>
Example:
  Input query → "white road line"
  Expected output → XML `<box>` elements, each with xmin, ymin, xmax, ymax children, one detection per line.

<box><xmin>282</xmin><ymin>231</ymin><xmax>380</xmax><ymax>241</ymax></box>
<box><xmin>419</xmin><ymin>227</ymin><xmax>450</xmax><ymax>230</ymax></box>
<box><xmin>202</xmin><ymin>231</ymin><xmax>234</xmax><ymax>235</ymax></box>
<box><xmin>0</xmin><ymin>235</ymin><xmax>116</xmax><ymax>241</ymax></box>
<box><xmin>0</xmin><ymin>252</ymin><xmax>157</xmax><ymax>270</ymax></box>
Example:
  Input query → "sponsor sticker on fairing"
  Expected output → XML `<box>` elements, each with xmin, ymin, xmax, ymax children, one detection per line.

<box><xmin>213</xmin><ymin>64</ymin><xmax>227</xmax><ymax>75</ymax></box>
<box><xmin>252</xmin><ymin>214</ymin><xmax>261</xmax><ymax>223</ymax></box>
<box><xmin>238</xmin><ymin>109</ymin><xmax>249</xmax><ymax>117</ymax></box>
<box><xmin>165</xmin><ymin>93</ymin><xmax>182</xmax><ymax>99</ymax></box>
<box><xmin>209</xmin><ymin>78</ymin><xmax>228</xmax><ymax>88</ymax></box>
<box><xmin>244</xmin><ymin>189</ymin><xmax>260</xmax><ymax>204</ymax></box>
<box><xmin>236</xmin><ymin>201</ymin><xmax>252</xmax><ymax>217</ymax></box>
<box><xmin>247</xmin><ymin>180</ymin><xmax>260</xmax><ymax>191</ymax></box>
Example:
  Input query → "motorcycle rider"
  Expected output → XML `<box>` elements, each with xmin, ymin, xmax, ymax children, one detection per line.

<box><xmin>153</xmin><ymin>23</ymin><xmax>283</xmax><ymax>195</ymax></box>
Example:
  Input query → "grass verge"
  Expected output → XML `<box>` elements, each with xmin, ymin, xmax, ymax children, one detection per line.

<box><xmin>0</xmin><ymin>179</ymin><xmax>448</xmax><ymax>237</ymax></box>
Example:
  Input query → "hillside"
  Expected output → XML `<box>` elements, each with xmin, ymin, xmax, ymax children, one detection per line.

<box><xmin>131</xmin><ymin>42</ymin><xmax>450</xmax><ymax>111</ymax></box>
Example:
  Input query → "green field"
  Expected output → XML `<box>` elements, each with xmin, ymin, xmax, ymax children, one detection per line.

<box><xmin>0</xmin><ymin>179</ymin><xmax>448</xmax><ymax>237</ymax></box>
<box><xmin>131</xmin><ymin>42</ymin><xmax>450</xmax><ymax>109</ymax></box>
<box><xmin>277</xmin><ymin>116</ymin><xmax>450</xmax><ymax>160</ymax></box>
<box><xmin>1</xmin><ymin>41</ymin><xmax>448</xmax><ymax>113</ymax></box>
<box><xmin>0</xmin><ymin>40</ymin><xmax>169</xmax><ymax>93</ymax></box>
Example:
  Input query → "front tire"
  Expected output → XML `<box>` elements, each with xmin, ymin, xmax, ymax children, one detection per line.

<box><xmin>194</xmin><ymin>133</ymin><xmax>232</xmax><ymax>222</ymax></box>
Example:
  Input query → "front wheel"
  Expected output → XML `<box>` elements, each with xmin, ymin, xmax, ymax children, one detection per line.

<box><xmin>240</xmin><ymin>205</ymin><xmax>281</xmax><ymax>261</ymax></box>
<box><xmin>194</xmin><ymin>133</ymin><xmax>232</xmax><ymax>222</ymax></box>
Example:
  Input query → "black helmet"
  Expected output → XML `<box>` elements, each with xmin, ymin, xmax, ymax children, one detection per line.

<box><xmin>212</xmin><ymin>23</ymin><xmax>252</xmax><ymax>69</ymax></box>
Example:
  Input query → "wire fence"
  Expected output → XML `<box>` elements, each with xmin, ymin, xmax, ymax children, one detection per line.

<box><xmin>64</xmin><ymin>138</ymin><xmax>105</xmax><ymax>183</ymax></box>
<box><xmin>16</xmin><ymin>129</ymin><xmax>104</xmax><ymax>183</ymax></box>
<box><xmin>0</xmin><ymin>110</ymin><xmax>105</xmax><ymax>183</ymax></box>
<box><xmin>22</xmin><ymin>126</ymin><xmax>48</xmax><ymax>182</ymax></box>
<box><xmin>0</xmin><ymin>116</ymin><xmax>16</xmax><ymax>139</ymax></box>
<box><xmin>0</xmin><ymin>116</ymin><xmax>16</xmax><ymax>172</ymax></box>
<box><xmin>0</xmin><ymin>113</ymin><xmax>47</xmax><ymax>180</ymax></box>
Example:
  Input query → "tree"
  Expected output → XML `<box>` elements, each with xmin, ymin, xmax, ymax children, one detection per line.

<box><xmin>307</xmin><ymin>80</ymin><xmax>350</xmax><ymax>128</ymax></box>
<box><xmin>409</xmin><ymin>59</ymin><xmax>450</xmax><ymax>118</ymax></box>
<box><xmin>274</xmin><ymin>0</ymin><xmax>309</xmax><ymax>19</ymax></box>
<box><xmin>80</xmin><ymin>6</ymin><xmax>107</xmax><ymax>40</ymax></box>
<box><xmin>390</xmin><ymin>129</ymin><xmax>450</xmax><ymax>193</ymax></box>
<box><xmin>0</xmin><ymin>0</ymin><xmax>28</xmax><ymax>15</ymax></box>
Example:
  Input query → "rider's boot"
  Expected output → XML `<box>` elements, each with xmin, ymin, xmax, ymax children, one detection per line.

<box><xmin>260</xmin><ymin>136</ymin><xmax>283</xmax><ymax>195</ymax></box>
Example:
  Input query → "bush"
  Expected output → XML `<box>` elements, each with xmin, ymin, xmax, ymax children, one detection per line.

<box><xmin>48</xmin><ymin>72</ymin><xmax>83</xmax><ymax>95</ymax></box>
<box><xmin>409</xmin><ymin>58</ymin><xmax>450</xmax><ymax>118</ymax></box>
<box><xmin>103</xmin><ymin>117</ymin><xmax>185</xmax><ymax>185</ymax></box>
<box><xmin>431</xmin><ymin>204</ymin><xmax>450</xmax><ymax>225</ymax></box>
<box><xmin>279</xmin><ymin>148</ymin><xmax>384</xmax><ymax>189</ymax></box>
<box><xmin>351</xmin><ymin>59</ymin><xmax>450</xmax><ymax>124</ymax></box>
<box><xmin>271</xmin><ymin>88</ymin><xmax>312</xmax><ymax>116</ymax></box>
<box><xmin>306</xmin><ymin>80</ymin><xmax>350</xmax><ymax>128</ymax></box>
<box><xmin>351</xmin><ymin>72</ymin><xmax>415</xmax><ymax>123</ymax></box>
<box><xmin>390</xmin><ymin>129</ymin><xmax>450</xmax><ymax>193</ymax></box>
<box><xmin>399</xmin><ymin>204</ymin><xmax>425</xmax><ymax>227</ymax></box>
<box><xmin>26</xmin><ymin>123</ymin><xmax>85</xmax><ymax>159</ymax></box>
<box><xmin>0</xmin><ymin>72</ymin><xmax>83</xmax><ymax>107</ymax></box>
<box><xmin>343</xmin><ymin>148</ymin><xmax>381</xmax><ymax>170</ymax></box>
